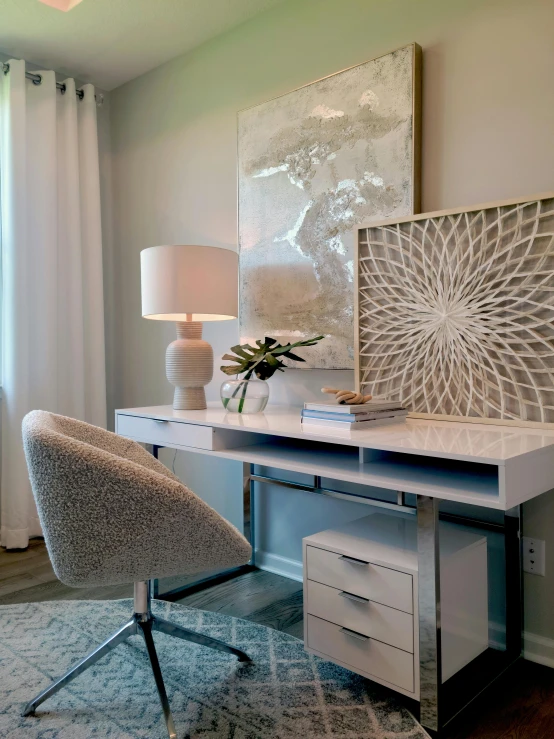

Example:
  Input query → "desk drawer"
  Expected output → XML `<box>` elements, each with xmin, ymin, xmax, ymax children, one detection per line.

<box><xmin>307</xmin><ymin>615</ymin><xmax>414</xmax><ymax>693</ymax></box>
<box><xmin>306</xmin><ymin>546</ymin><xmax>413</xmax><ymax>614</ymax></box>
<box><xmin>117</xmin><ymin>415</ymin><xmax>215</xmax><ymax>451</ymax></box>
<box><xmin>306</xmin><ymin>580</ymin><xmax>413</xmax><ymax>653</ymax></box>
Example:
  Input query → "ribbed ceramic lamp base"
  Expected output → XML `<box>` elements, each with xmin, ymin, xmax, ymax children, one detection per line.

<box><xmin>173</xmin><ymin>386</ymin><xmax>207</xmax><ymax>410</ymax></box>
<box><xmin>166</xmin><ymin>322</ymin><xmax>213</xmax><ymax>411</ymax></box>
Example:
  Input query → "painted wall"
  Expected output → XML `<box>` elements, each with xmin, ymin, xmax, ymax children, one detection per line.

<box><xmin>108</xmin><ymin>0</ymin><xmax>554</xmax><ymax>655</ymax></box>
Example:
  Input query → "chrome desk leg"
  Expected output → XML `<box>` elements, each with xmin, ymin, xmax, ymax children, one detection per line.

<box><xmin>139</xmin><ymin>620</ymin><xmax>177</xmax><ymax>739</ymax></box>
<box><xmin>22</xmin><ymin>618</ymin><xmax>138</xmax><ymax>717</ymax></box>
<box><xmin>145</xmin><ymin>446</ymin><xmax>162</xmax><ymax>596</ymax></box>
<box><xmin>153</xmin><ymin>616</ymin><xmax>251</xmax><ymax>662</ymax></box>
<box><xmin>505</xmin><ymin>505</ymin><xmax>523</xmax><ymax>657</ymax></box>
<box><xmin>417</xmin><ymin>495</ymin><xmax>442</xmax><ymax>734</ymax></box>
<box><xmin>244</xmin><ymin>461</ymin><xmax>255</xmax><ymax>566</ymax></box>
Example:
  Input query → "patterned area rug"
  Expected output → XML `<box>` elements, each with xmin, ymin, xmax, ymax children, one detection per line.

<box><xmin>0</xmin><ymin>599</ymin><xmax>429</xmax><ymax>738</ymax></box>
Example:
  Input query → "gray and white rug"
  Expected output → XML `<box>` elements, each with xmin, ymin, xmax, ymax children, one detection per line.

<box><xmin>0</xmin><ymin>599</ymin><xmax>429</xmax><ymax>738</ymax></box>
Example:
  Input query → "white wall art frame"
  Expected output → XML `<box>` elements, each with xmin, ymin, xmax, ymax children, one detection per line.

<box><xmin>238</xmin><ymin>43</ymin><xmax>422</xmax><ymax>369</ymax></box>
<box><xmin>355</xmin><ymin>194</ymin><xmax>554</xmax><ymax>429</ymax></box>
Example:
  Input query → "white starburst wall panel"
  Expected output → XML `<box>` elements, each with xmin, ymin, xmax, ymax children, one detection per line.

<box><xmin>356</xmin><ymin>195</ymin><xmax>554</xmax><ymax>428</ymax></box>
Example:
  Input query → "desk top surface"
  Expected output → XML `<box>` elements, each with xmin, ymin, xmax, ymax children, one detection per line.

<box><xmin>116</xmin><ymin>404</ymin><xmax>554</xmax><ymax>465</ymax></box>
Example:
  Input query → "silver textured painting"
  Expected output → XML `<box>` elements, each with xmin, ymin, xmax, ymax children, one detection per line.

<box><xmin>238</xmin><ymin>44</ymin><xmax>421</xmax><ymax>369</ymax></box>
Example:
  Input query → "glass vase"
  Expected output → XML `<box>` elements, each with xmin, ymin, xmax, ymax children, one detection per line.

<box><xmin>220</xmin><ymin>377</ymin><xmax>269</xmax><ymax>413</ymax></box>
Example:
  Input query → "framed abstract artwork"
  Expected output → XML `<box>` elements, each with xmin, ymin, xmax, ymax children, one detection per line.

<box><xmin>238</xmin><ymin>43</ymin><xmax>421</xmax><ymax>369</ymax></box>
<box><xmin>356</xmin><ymin>194</ymin><xmax>554</xmax><ymax>428</ymax></box>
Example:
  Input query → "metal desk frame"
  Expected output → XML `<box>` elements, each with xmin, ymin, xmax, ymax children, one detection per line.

<box><xmin>146</xmin><ymin>443</ymin><xmax>522</xmax><ymax>736</ymax></box>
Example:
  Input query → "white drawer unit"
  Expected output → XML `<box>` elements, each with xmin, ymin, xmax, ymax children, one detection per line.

<box><xmin>307</xmin><ymin>614</ymin><xmax>415</xmax><ymax>693</ymax></box>
<box><xmin>303</xmin><ymin>513</ymin><xmax>489</xmax><ymax>700</ymax></box>
<box><xmin>117</xmin><ymin>414</ymin><xmax>216</xmax><ymax>450</ymax></box>
<box><xmin>307</xmin><ymin>580</ymin><xmax>413</xmax><ymax>653</ymax></box>
<box><xmin>116</xmin><ymin>413</ymin><xmax>264</xmax><ymax>452</ymax></box>
<box><xmin>306</xmin><ymin>546</ymin><xmax>413</xmax><ymax>614</ymax></box>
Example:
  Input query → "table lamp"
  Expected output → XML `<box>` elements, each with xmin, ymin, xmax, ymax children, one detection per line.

<box><xmin>141</xmin><ymin>245</ymin><xmax>238</xmax><ymax>410</ymax></box>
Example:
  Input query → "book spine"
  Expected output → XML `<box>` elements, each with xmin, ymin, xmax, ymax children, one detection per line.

<box><xmin>302</xmin><ymin>411</ymin><xmax>357</xmax><ymax>422</ymax></box>
<box><xmin>303</xmin><ymin>404</ymin><xmax>353</xmax><ymax>414</ymax></box>
<box><xmin>303</xmin><ymin>403</ymin><xmax>404</xmax><ymax>413</ymax></box>
<box><xmin>302</xmin><ymin>409</ymin><xmax>408</xmax><ymax>422</ymax></box>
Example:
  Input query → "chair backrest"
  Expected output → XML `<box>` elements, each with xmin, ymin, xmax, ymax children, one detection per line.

<box><xmin>22</xmin><ymin>410</ymin><xmax>251</xmax><ymax>587</ymax></box>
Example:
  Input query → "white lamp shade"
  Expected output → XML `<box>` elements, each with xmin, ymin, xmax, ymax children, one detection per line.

<box><xmin>141</xmin><ymin>245</ymin><xmax>238</xmax><ymax>321</ymax></box>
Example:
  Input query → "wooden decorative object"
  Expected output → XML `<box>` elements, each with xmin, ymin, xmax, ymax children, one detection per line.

<box><xmin>355</xmin><ymin>194</ymin><xmax>554</xmax><ymax>428</ymax></box>
<box><xmin>321</xmin><ymin>387</ymin><xmax>372</xmax><ymax>405</ymax></box>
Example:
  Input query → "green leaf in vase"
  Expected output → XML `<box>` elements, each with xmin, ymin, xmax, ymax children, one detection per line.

<box><xmin>280</xmin><ymin>351</ymin><xmax>305</xmax><ymax>361</ymax></box>
<box><xmin>220</xmin><ymin>334</ymin><xmax>324</xmax><ymax>382</ymax></box>
<box><xmin>230</xmin><ymin>344</ymin><xmax>255</xmax><ymax>359</ymax></box>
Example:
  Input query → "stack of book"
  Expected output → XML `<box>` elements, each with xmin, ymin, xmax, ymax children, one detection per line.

<box><xmin>301</xmin><ymin>399</ymin><xmax>408</xmax><ymax>433</ymax></box>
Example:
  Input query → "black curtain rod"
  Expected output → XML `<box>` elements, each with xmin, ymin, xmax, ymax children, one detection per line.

<box><xmin>1</xmin><ymin>62</ymin><xmax>85</xmax><ymax>99</ymax></box>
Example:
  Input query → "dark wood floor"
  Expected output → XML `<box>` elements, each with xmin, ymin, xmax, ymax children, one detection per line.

<box><xmin>1</xmin><ymin>540</ymin><xmax>554</xmax><ymax>738</ymax></box>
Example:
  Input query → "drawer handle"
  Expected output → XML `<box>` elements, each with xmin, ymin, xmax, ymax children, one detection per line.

<box><xmin>339</xmin><ymin>591</ymin><xmax>369</xmax><ymax>604</ymax></box>
<box><xmin>339</xmin><ymin>555</ymin><xmax>369</xmax><ymax>566</ymax></box>
<box><xmin>153</xmin><ymin>419</ymin><xmax>168</xmax><ymax>424</ymax></box>
<box><xmin>340</xmin><ymin>626</ymin><xmax>370</xmax><ymax>642</ymax></box>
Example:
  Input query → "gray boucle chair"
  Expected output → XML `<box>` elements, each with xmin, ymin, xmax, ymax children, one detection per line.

<box><xmin>21</xmin><ymin>410</ymin><xmax>252</xmax><ymax>739</ymax></box>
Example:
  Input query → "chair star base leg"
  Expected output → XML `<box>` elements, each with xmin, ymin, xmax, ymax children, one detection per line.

<box><xmin>139</xmin><ymin>619</ymin><xmax>177</xmax><ymax>739</ymax></box>
<box><xmin>153</xmin><ymin>614</ymin><xmax>252</xmax><ymax>662</ymax></box>
<box><xmin>21</xmin><ymin>601</ymin><xmax>251</xmax><ymax>738</ymax></box>
<box><xmin>22</xmin><ymin>617</ymin><xmax>138</xmax><ymax>717</ymax></box>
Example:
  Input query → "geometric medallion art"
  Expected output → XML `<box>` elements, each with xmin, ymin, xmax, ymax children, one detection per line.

<box><xmin>238</xmin><ymin>44</ymin><xmax>421</xmax><ymax>369</ymax></box>
<box><xmin>0</xmin><ymin>599</ymin><xmax>429</xmax><ymax>738</ymax></box>
<box><xmin>356</xmin><ymin>195</ymin><xmax>554</xmax><ymax>426</ymax></box>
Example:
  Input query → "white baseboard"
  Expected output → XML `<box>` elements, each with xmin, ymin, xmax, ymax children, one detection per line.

<box><xmin>524</xmin><ymin>631</ymin><xmax>554</xmax><ymax>668</ymax></box>
<box><xmin>254</xmin><ymin>550</ymin><xmax>303</xmax><ymax>582</ymax></box>
<box><xmin>254</xmin><ymin>553</ymin><xmax>554</xmax><ymax>669</ymax></box>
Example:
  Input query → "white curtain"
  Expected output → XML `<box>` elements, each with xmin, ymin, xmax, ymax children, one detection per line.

<box><xmin>0</xmin><ymin>59</ymin><xmax>107</xmax><ymax>549</ymax></box>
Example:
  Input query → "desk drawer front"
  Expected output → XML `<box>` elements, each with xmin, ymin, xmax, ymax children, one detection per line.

<box><xmin>306</xmin><ymin>580</ymin><xmax>413</xmax><ymax>653</ymax></box>
<box><xmin>307</xmin><ymin>615</ymin><xmax>414</xmax><ymax>693</ymax></box>
<box><xmin>117</xmin><ymin>415</ymin><xmax>214</xmax><ymax>451</ymax></box>
<box><xmin>306</xmin><ymin>546</ymin><xmax>413</xmax><ymax>614</ymax></box>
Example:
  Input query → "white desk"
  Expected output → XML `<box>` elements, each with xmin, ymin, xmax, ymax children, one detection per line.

<box><xmin>115</xmin><ymin>403</ymin><xmax>554</xmax><ymax>735</ymax></box>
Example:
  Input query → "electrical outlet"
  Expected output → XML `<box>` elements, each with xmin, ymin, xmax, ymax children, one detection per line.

<box><xmin>522</xmin><ymin>537</ymin><xmax>545</xmax><ymax>576</ymax></box>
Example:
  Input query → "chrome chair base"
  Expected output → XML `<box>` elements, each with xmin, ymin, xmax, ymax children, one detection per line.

<box><xmin>22</xmin><ymin>582</ymin><xmax>251</xmax><ymax>739</ymax></box>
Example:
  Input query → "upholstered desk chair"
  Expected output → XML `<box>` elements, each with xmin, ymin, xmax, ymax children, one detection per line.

<box><xmin>21</xmin><ymin>410</ymin><xmax>252</xmax><ymax>739</ymax></box>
